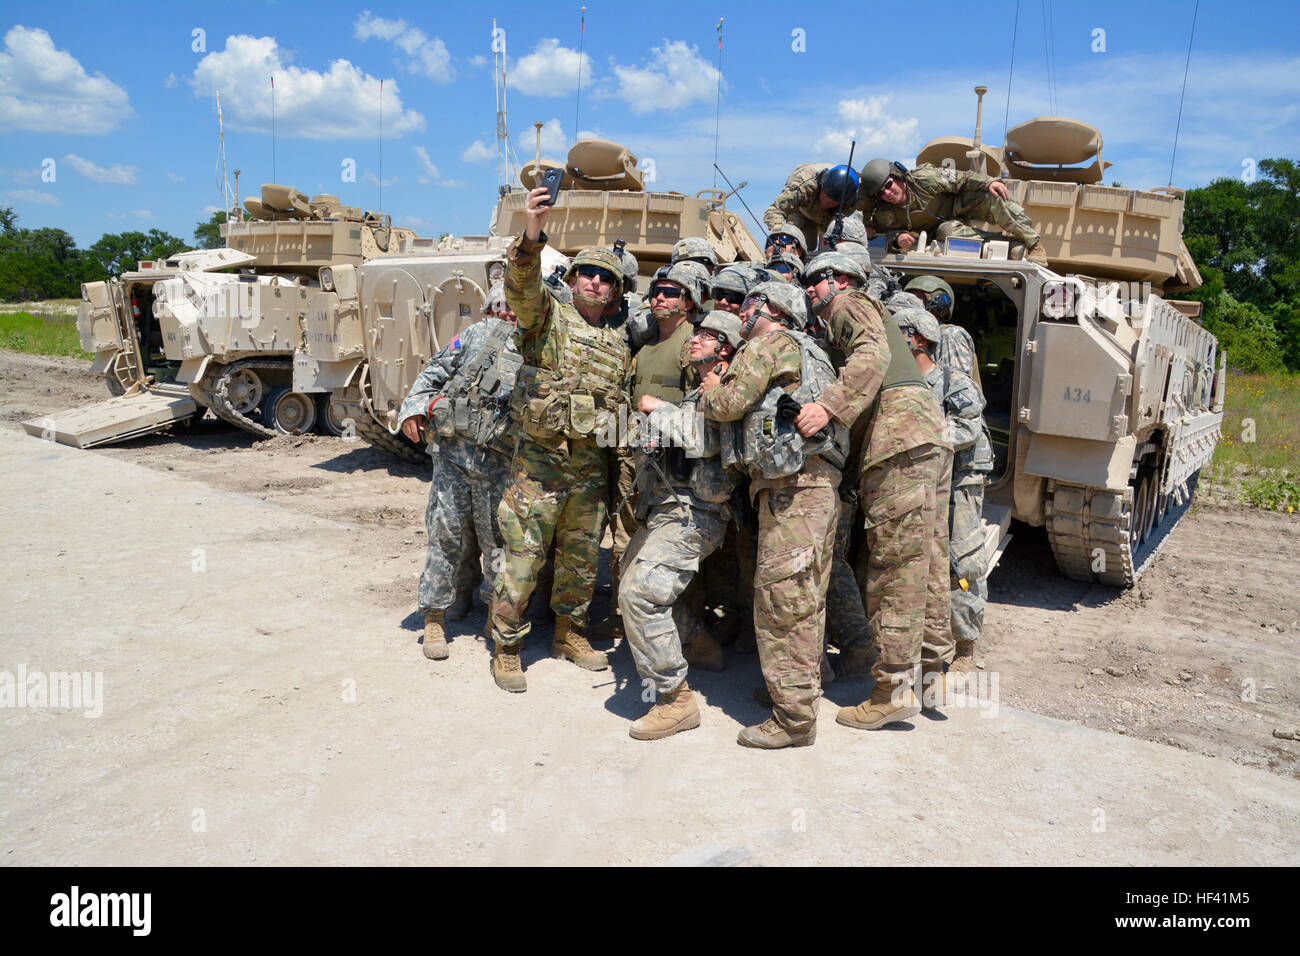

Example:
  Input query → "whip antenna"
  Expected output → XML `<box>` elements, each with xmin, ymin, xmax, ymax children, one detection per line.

<box><xmin>1168</xmin><ymin>0</ymin><xmax>1200</xmax><ymax>185</ymax></box>
<box><xmin>270</xmin><ymin>75</ymin><xmax>277</xmax><ymax>182</ymax></box>
<box><xmin>713</xmin><ymin>19</ymin><xmax>723</xmax><ymax>189</ymax></box>
<box><xmin>574</xmin><ymin>6</ymin><xmax>586</xmax><ymax>144</ymax></box>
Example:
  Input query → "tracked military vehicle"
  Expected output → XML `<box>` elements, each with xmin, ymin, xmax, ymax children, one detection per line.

<box><xmin>297</xmin><ymin>138</ymin><xmax>762</xmax><ymax>462</ymax></box>
<box><xmin>876</xmin><ymin>113</ymin><xmax>1222</xmax><ymax>587</ymax></box>
<box><xmin>42</xmin><ymin>188</ymin><xmax>416</xmax><ymax>448</ymax></box>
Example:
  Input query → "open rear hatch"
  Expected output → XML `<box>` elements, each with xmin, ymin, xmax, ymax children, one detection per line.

<box><xmin>21</xmin><ymin>383</ymin><xmax>199</xmax><ymax>449</ymax></box>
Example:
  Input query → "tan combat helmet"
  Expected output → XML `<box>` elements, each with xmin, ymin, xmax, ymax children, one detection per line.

<box><xmin>693</xmin><ymin>309</ymin><xmax>745</xmax><ymax>349</ymax></box>
<box><xmin>671</xmin><ymin>237</ymin><xmax>719</xmax><ymax>272</ymax></box>
<box><xmin>564</xmin><ymin>247</ymin><xmax>625</xmax><ymax>294</ymax></box>
<box><xmin>744</xmin><ymin>280</ymin><xmax>809</xmax><ymax>332</ymax></box>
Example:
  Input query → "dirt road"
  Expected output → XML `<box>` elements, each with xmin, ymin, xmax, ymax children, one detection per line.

<box><xmin>2</xmin><ymin>351</ymin><xmax>1297</xmax><ymax>865</ymax></box>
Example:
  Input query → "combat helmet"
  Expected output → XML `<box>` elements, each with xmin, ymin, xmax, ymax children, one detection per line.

<box><xmin>710</xmin><ymin>264</ymin><xmax>751</xmax><ymax>298</ymax></box>
<box><xmin>564</xmin><ymin>246</ymin><xmax>625</xmax><ymax>300</ymax></box>
<box><xmin>693</xmin><ymin>309</ymin><xmax>745</xmax><ymax>349</ymax></box>
<box><xmin>819</xmin><ymin>164</ymin><xmax>860</xmax><ymax>207</ymax></box>
<box><xmin>766</xmin><ymin>250</ymin><xmax>805</xmax><ymax>283</ymax></box>
<box><xmin>649</xmin><ymin>262</ymin><xmax>706</xmax><ymax>311</ymax></box>
<box><xmin>743</xmin><ymin>280</ymin><xmax>809</xmax><ymax>334</ymax></box>
<box><xmin>612</xmin><ymin>243</ymin><xmax>640</xmax><ymax>296</ymax></box>
<box><xmin>892</xmin><ymin>307</ymin><xmax>942</xmax><ymax>349</ymax></box>
<box><xmin>904</xmin><ymin>275</ymin><xmax>956</xmax><ymax>321</ymax></box>
<box><xmin>671</xmin><ymin>237</ymin><xmax>719</xmax><ymax>272</ymax></box>
<box><xmin>482</xmin><ymin>281</ymin><xmax>507</xmax><ymax>315</ymax></box>
<box><xmin>884</xmin><ymin>290</ymin><xmax>926</xmax><ymax>314</ymax></box>
<box><xmin>804</xmin><ymin>251</ymin><xmax>867</xmax><ymax>285</ymax></box>
<box><xmin>766</xmin><ymin>222</ymin><xmax>808</xmax><ymax>259</ymax></box>
<box><xmin>860</xmin><ymin>158</ymin><xmax>909</xmax><ymax>200</ymax></box>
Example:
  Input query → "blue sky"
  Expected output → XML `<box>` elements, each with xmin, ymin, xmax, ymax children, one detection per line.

<box><xmin>2</xmin><ymin>0</ymin><xmax>1297</xmax><ymax>248</ymax></box>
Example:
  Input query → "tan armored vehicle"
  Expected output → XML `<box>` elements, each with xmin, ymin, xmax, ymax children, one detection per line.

<box><xmin>35</xmin><ymin>188</ymin><xmax>415</xmax><ymax>448</ymax></box>
<box><xmin>297</xmin><ymin>138</ymin><xmax>761</xmax><ymax>461</ymax></box>
<box><xmin>878</xmin><ymin>113</ymin><xmax>1222</xmax><ymax>587</ymax></box>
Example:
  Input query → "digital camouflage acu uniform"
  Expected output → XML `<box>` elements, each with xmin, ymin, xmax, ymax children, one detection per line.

<box><xmin>860</xmin><ymin>164</ymin><xmax>1039</xmax><ymax>254</ymax></box>
<box><xmin>923</xmin><ymin>363</ymin><xmax>993</xmax><ymax>645</ymax></box>
<box><xmin>620</xmin><ymin>392</ymin><xmax>735</xmax><ymax>696</ymax></box>
<box><xmin>763</xmin><ymin>163</ymin><xmax>835</xmax><ymax>245</ymax></box>
<box><xmin>492</xmin><ymin>235</ymin><xmax>631</xmax><ymax>649</ymax></box>
<box><xmin>813</xmin><ymin>291</ymin><xmax>954</xmax><ymax>690</ymax></box>
<box><xmin>697</xmin><ymin>328</ymin><xmax>842</xmax><ymax>736</ymax></box>
<box><xmin>399</xmin><ymin>317</ymin><xmax>520</xmax><ymax>614</ymax></box>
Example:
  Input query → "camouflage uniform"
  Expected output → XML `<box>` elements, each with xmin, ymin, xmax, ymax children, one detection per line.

<box><xmin>812</xmin><ymin>290</ymin><xmax>953</xmax><ymax>689</ymax></box>
<box><xmin>620</xmin><ymin>396</ymin><xmax>735</xmax><ymax>694</ymax></box>
<box><xmin>860</xmin><ymin>164</ymin><xmax>1039</xmax><ymax>254</ymax></box>
<box><xmin>763</xmin><ymin>163</ymin><xmax>836</xmax><ymax>245</ymax></box>
<box><xmin>399</xmin><ymin>318</ymin><xmax>519</xmax><ymax>613</ymax></box>
<box><xmin>697</xmin><ymin>329</ymin><xmax>841</xmax><ymax>734</ymax></box>
<box><xmin>491</xmin><ymin>235</ymin><xmax>631</xmax><ymax>648</ymax></box>
<box><xmin>923</xmin><ymin>363</ymin><xmax>993</xmax><ymax>645</ymax></box>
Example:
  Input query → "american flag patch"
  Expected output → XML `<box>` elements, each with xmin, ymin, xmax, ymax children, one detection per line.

<box><xmin>450</xmin><ymin>336</ymin><xmax>462</xmax><ymax>350</ymax></box>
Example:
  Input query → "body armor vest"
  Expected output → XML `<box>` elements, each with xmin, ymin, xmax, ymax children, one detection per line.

<box><xmin>513</xmin><ymin>303</ymin><xmax>628</xmax><ymax>442</ymax></box>
<box><xmin>722</xmin><ymin>330</ymin><xmax>850</xmax><ymax>480</ymax></box>
<box><xmin>431</xmin><ymin>320</ymin><xmax>523</xmax><ymax>454</ymax></box>
<box><xmin>636</xmin><ymin>392</ymin><xmax>737</xmax><ymax>515</ymax></box>
<box><xmin>632</xmin><ymin>321</ymin><xmax>690</xmax><ymax>407</ymax></box>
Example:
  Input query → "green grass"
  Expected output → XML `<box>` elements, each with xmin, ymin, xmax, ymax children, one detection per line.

<box><xmin>0</xmin><ymin>311</ymin><xmax>93</xmax><ymax>360</ymax></box>
<box><xmin>1205</xmin><ymin>371</ymin><xmax>1299</xmax><ymax>513</ymax></box>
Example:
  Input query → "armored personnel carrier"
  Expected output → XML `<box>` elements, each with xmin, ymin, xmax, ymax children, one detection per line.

<box><xmin>875</xmin><ymin>114</ymin><xmax>1222</xmax><ymax>587</ymax></box>
<box><xmin>296</xmin><ymin>138</ymin><xmax>762</xmax><ymax>462</ymax></box>
<box><xmin>42</xmin><ymin>188</ymin><xmax>416</xmax><ymax>448</ymax></box>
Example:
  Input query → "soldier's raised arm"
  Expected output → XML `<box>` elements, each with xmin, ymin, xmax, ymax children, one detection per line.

<box><xmin>505</xmin><ymin>186</ymin><xmax>555</xmax><ymax>340</ymax></box>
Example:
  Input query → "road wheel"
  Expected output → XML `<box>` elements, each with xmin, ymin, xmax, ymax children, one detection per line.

<box><xmin>262</xmin><ymin>386</ymin><xmax>318</xmax><ymax>435</ymax></box>
<box><xmin>316</xmin><ymin>393</ymin><xmax>349</xmax><ymax>437</ymax></box>
<box><xmin>225</xmin><ymin>367</ymin><xmax>264</xmax><ymax>415</ymax></box>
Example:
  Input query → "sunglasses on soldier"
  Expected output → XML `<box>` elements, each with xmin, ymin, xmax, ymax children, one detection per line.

<box><xmin>713</xmin><ymin>290</ymin><xmax>744</xmax><ymax>306</ymax></box>
<box><xmin>576</xmin><ymin>264</ymin><xmax>616</xmax><ymax>284</ymax></box>
<box><xmin>768</xmin><ymin>235</ymin><xmax>801</xmax><ymax>250</ymax></box>
<box><xmin>769</xmin><ymin>262</ymin><xmax>795</xmax><ymax>276</ymax></box>
<box><xmin>649</xmin><ymin>284</ymin><xmax>683</xmax><ymax>299</ymax></box>
<box><xmin>876</xmin><ymin>175</ymin><xmax>896</xmax><ymax>198</ymax></box>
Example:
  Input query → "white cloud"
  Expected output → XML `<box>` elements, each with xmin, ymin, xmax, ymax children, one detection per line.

<box><xmin>0</xmin><ymin>26</ymin><xmax>132</xmax><ymax>134</ymax></box>
<box><xmin>815</xmin><ymin>95</ymin><xmax>921</xmax><ymax>160</ymax></box>
<box><xmin>353</xmin><ymin>10</ymin><xmax>454</xmax><ymax>83</ymax></box>
<box><xmin>163</xmin><ymin>72</ymin><xmax>178</xmax><ymax>89</ymax></box>
<box><xmin>167</xmin><ymin>172</ymin><xmax>185</xmax><ymax>183</ymax></box>
<box><xmin>468</xmin><ymin>55</ymin><xmax>487</xmax><ymax>69</ymax></box>
<box><xmin>63</xmin><ymin>153</ymin><xmax>139</xmax><ymax>185</ymax></box>
<box><xmin>107</xmin><ymin>209</ymin><xmax>153</xmax><ymax>220</ymax></box>
<box><xmin>437</xmin><ymin>179</ymin><xmax>467</xmax><ymax>189</ymax></box>
<box><xmin>461</xmin><ymin>139</ymin><xmax>495</xmax><ymax>163</ymax></box>
<box><xmin>517</xmin><ymin>118</ymin><xmax>567</xmax><ymax>157</ymax></box>
<box><xmin>4</xmin><ymin>189</ymin><xmax>61</xmax><ymax>206</ymax></box>
<box><xmin>507</xmin><ymin>38</ymin><xmax>590</xmax><ymax>95</ymax></box>
<box><xmin>361</xmin><ymin>170</ymin><xmax>398</xmax><ymax>187</ymax></box>
<box><xmin>190</xmin><ymin>34</ymin><xmax>425</xmax><ymax>139</ymax></box>
<box><xmin>201</xmin><ymin>205</ymin><xmax>223</xmax><ymax>215</ymax></box>
<box><xmin>610</xmin><ymin>41</ymin><xmax>721</xmax><ymax>114</ymax></box>
<box><xmin>414</xmin><ymin>146</ymin><xmax>440</xmax><ymax>184</ymax></box>
<box><xmin>0</xmin><ymin>166</ymin><xmax>39</xmax><ymax>184</ymax></box>
<box><xmin>576</xmin><ymin>129</ymin><xmax>601</xmax><ymax>142</ymax></box>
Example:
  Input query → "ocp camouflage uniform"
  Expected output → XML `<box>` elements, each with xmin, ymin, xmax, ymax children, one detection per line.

<box><xmin>923</xmin><ymin>363</ymin><xmax>993</xmax><ymax>645</ymax></box>
<box><xmin>813</xmin><ymin>290</ymin><xmax>953</xmax><ymax>689</ymax></box>
<box><xmin>492</xmin><ymin>234</ymin><xmax>631</xmax><ymax>648</ymax></box>
<box><xmin>859</xmin><ymin>164</ymin><xmax>1039</xmax><ymax>254</ymax></box>
<box><xmin>620</xmin><ymin>395</ymin><xmax>735</xmax><ymax>694</ymax></box>
<box><xmin>399</xmin><ymin>318</ymin><xmax>519</xmax><ymax>613</ymax></box>
<box><xmin>763</xmin><ymin>163</ymin><xmax>835</xmax><ymax>245</ymax></box>
<box><xmin>697</xmin><ymin>330</ymin><xmax>841</xmax><ymax>734</ymax></box>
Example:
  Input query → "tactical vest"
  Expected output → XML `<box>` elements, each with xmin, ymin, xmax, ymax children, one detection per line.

<box><xmin>637</xmin><ymin>392</ymin><xmax>737</xmax><ymax>514</ymax></box>
<box><xmin>631</xmin><ymin>321</ymin><xmax>690</xmax><ymax>407</ymax></box>
<box><xmin>430</xmin><ymin>319</ymin><xmax>522</xmax><ymax>454</ymax></box>
<box><xmin>513</xmin><ymin>303</ymin><xmax>627</xmax><ymax>442</ymax></box>
<box><xmin>928</xmin><ymin>365</ymin><xmax>994</xmax><ymax>478</ymax></box>
<box><xmin>722</xmin><ymin>330</ymin><xmax>850</xmax><ymax>480</ymax></box>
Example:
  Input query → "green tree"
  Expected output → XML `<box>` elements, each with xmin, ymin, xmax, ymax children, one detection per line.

<box><xmin>0</xmin><ymin>205</ymin><xmax>16</xmax><ymax>234</ymax></box>
<box><xmin>85</xmin><ymin>229</ymin><xmax>189</xmax><ymax>280</ymax></box>
<box><xmin>194</xmin><ymin>209</ymin><xmax>246</xmax><ymax>249</ymax></box>
<box><xmin>0</xmin><ymin>211</ymin><xmax>90</xmax><ymax>300</ymax></box>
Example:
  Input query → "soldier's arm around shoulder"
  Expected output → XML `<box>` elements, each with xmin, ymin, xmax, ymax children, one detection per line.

<box><xmin>696</xmin><ymin>337</ymin><xmax>778</xmax><ymax>422</ymax></box>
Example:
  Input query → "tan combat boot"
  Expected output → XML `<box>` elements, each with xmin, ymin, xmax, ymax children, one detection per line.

<box><xmin>422</xmin><ymin>610</ymin><xmax>449</xmax><ymax>661</ymax></box>
<box><xmin>833</xmin><ymin>642</ymin><xmax>878</xmax><ymax>680</ymax></box>
<box><xmin>1025</xmin><ymin>242</ymin><xmax>1049</xmax><ymax>266</ymax></box>
<box><xmin>445</xmin><ymin>590</ymin><xmax>473</xmax><ymax>622</ymax></box>
<box><xmin>737</xmin><ymin>717</ymin><xmax>816</xmax><ymax>749</ymax></box>
<box><xmin>552</xmin><ymin>616</ymin><xmax>609</xmax><ymax>671</ymax></box>
<box><xmin>492</xmin><ymin>645</ymin><xmax>526</xmax><ymax>693</ymax></box>
<box><xmin>949</xmin><ymin>639</ymin><xmax>976</xmax><ymax>676</ymax></box>
<box><xmin>683</xmin><ymin>629</ymin><xmax>726</xmax><ymax>672</ymax></box>
<box><xmin>837</xmin><ymin>680</ymin><xmax>921</xmax><ymax>730</ymax></box>
<box><xmin>629</xmin><ymin>680</ymin><xmax>702</xmax><ymax>740</ymax></box>
<box><xmin>920</xmin><ymin>664</ymin><xmax>948</xmax><ymax>711</ymax></box>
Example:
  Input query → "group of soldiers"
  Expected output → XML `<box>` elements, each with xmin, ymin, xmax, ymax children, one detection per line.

<box><xmin>398</xmin><ymin>153</ymin><xmax>1025</xmax><ymax>748</ymax></box>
